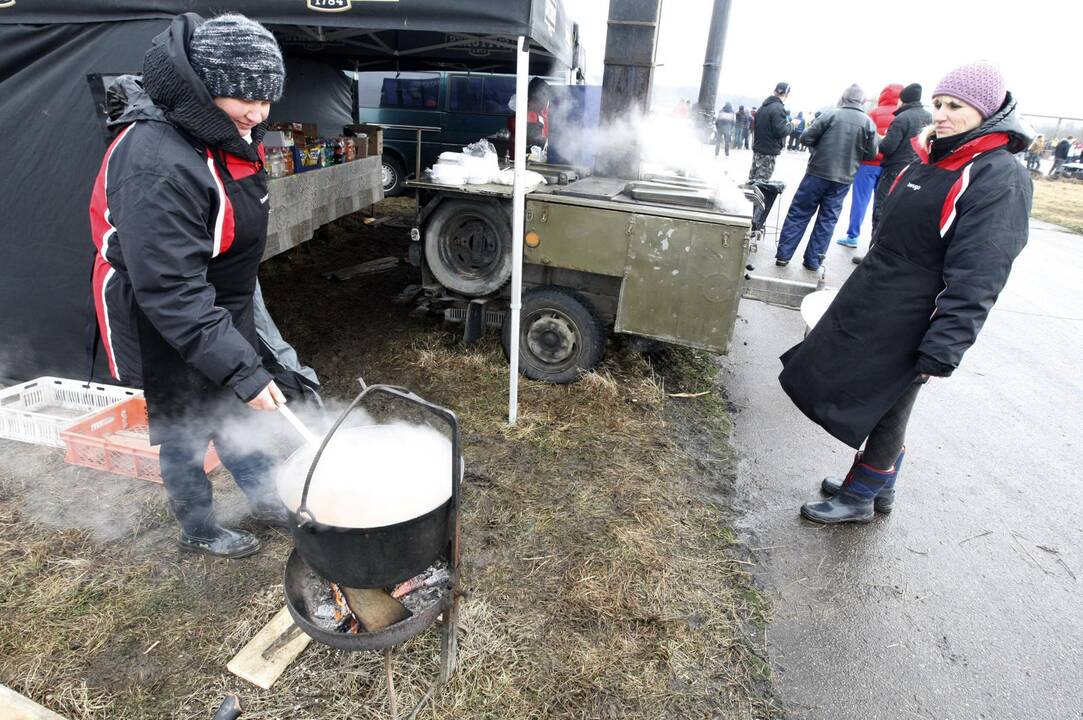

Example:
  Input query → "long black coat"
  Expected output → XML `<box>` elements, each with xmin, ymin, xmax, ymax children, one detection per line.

<box><xmin>779</xmin><ymin>95</ymin><xmax>1033</xmax><ymax>448</ymax></box>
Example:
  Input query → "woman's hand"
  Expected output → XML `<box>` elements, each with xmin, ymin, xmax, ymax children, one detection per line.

<box><xmin>247</xmin><ymin>381</ymin><xmax>286</xmax><ymax>411</ymax></box>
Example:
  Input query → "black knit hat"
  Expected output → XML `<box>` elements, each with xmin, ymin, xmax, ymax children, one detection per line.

<box><xmin>188</xmin><ymin>14</ymin><xmax>285</xmax><ymax>102</ymax></box>
<box><xmin>774</xmin><ymin>81</ymin><xmax>791</xmax><ymax>95</ymax></box>
<box><xmin>900</xmin><ymin>83</ymin><xmax>922</xmax><ymax>103</ymax></box>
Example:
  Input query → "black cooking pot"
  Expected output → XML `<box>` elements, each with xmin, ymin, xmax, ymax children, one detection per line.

<box><xmin>286</xmin><ymin>384</ymin><xmax>460</xmax><ymax>589</ymax></box>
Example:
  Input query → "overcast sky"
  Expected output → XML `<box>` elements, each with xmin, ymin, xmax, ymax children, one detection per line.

<box><xmin>569</xmin><ymin>0</ymin><xmax>1083</xmax><ymax>119</ymax></box>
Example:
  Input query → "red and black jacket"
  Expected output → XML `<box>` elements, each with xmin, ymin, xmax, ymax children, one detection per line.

<box><xmin>88</xmin><ymin>14</ymin><xmax>272</xmax><ymax>441</ymax></box>
<box><xmin>779</xmin><ymin>94</ymin><xmax>1033</xmax><ymax>448</ymax></box>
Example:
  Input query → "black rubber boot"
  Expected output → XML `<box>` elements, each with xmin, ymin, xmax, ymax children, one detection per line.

<box><xmin>820</xmin><ymin>449</ymin><xmax>904</xmax><ymax>513</ymax></box>
<box><xmin>800</xmin><ymin>492</ymin><xmax>875</xmax><ymax>524</ymax></box>
<box><xmin>801</xmin><ymin>462</ymin><xmax>897</xmax><ymax>525</ymax></box>
<box><xmin>171</xmin><ymin>500</ymin><xmax>261</xmax><ymax>559</ymax></box>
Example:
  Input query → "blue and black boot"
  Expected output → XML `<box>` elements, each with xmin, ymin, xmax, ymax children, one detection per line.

<box><xmin>821</xmin><ymin>448</ymin><xmax>905</xmax><ymax>513</ymax></box>
<box><xmin>801</xmin><ymin>459</ymin><xmax>900</xmax><ymax>524</ymax></box>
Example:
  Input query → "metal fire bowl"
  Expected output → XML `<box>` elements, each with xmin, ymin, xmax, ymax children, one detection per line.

<box><xmin>283</xmin><ymin>549</ymin><xmax>448</xmax><ymax>652</ymax></box>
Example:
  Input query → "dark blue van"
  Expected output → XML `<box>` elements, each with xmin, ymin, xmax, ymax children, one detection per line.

<box><xmin>357</xmin><ymin>71</ymin><xmax>522</xmax><ymax>194</ymax></box>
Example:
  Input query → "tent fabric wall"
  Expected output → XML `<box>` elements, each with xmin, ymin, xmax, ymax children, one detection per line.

<box><xmin>268</xmin><ymin>58</ymin><xmax>354</xmax><ymax>137</ymax></box>
<box><xmin>0</xmin><ymin>20</ymin><xmax>169</xmax><ymax>382</ymax></box>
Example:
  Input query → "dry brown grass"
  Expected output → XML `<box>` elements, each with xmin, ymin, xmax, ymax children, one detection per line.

<box><xmin>1031</xmin><ymin>176</ymin><xmax>1083</xmax><ymax>234</ymax></box>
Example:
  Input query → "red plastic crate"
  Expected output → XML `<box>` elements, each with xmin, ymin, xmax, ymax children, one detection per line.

<box><xmin>60</xmin><ymin>397</ymin><xmax>220</xmax><ymax>484</ymax></box>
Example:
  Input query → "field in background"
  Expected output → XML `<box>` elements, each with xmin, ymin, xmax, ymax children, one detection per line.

<box><xmin>1031</xmin><ymin>177</ymin><xmax>1083</xmax><ymax>234</ymax></box>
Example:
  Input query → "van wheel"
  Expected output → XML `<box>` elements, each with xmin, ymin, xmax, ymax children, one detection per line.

<box><xmin>425</xmin><ymin>200</ymin><xmax>512</xmax><ymax>296</ymax></box>
<box><xmin>382</xmin><ymin>155</ymin><xmax>406</xmax><ymax>196</ymax></box>
<box><xmin>502</xmin><ymin>287</ymin><xmax>606</xmax><ymax>384</ymax></box>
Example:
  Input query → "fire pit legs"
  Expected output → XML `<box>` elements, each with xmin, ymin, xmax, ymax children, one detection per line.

<box><xmin>384</xmin><ymin>648</ymin><xmax>398</xmax><ymax>719</ymax></box>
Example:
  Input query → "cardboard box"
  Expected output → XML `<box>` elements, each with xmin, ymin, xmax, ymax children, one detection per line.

<box><xmin>343</xmin><ymin>124</ymin><xmax>383</xmax><ymax>158</ymax></box>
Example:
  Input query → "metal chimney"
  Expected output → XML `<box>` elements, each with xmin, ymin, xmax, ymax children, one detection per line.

<box><xmin>696</xmin><ymin>0</ymin><xmax>732</xmax><ymax>120</ymax></box>
<box><xmin>596</xmin><ymin>0</ymin><xmax>663</xmax><ymax>179</ymax></box>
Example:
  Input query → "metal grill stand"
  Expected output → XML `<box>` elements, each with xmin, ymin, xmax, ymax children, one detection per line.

<box><xmin>282</xmin><ymin>382</ymin><xmax>463</xmax><ymax>719</ymax></box>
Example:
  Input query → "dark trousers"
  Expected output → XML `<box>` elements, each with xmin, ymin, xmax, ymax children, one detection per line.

<box><xmin>863</xmin><ymin>381</ymin><xmax>923</xmax><ymax>469</ymax></box>
<box><xmin>844</xmin><ymin>164</ymin><xmax>881</xmax><ymax>239</ymax></box>
<box><xmin>715</xmin><ymin>129</ymin><xmax>733</xmax><ymax>157</ymax></box>
<box><xmin>775</xmin><ymin>174</ymin><xmax>851</xmax><ymax>268</ymax></box>
<box><xmin>159</xmin><ymin>427</ymin><xmax>278</xmax><ymax>532</ymax></box>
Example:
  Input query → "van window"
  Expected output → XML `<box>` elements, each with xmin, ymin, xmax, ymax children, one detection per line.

<box><xmin>358</xmin><ymin>72</ymin><xmax>440</xmax><ymax>110</ymax></box>
<box><xmin>448</xmin><ymin>75</ymin><xmax>516</xmax><ymax>115</ymax></box>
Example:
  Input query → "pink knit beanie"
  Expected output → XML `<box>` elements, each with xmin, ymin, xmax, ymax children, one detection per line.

<box><xmin>932</xmin><ymin>61</ymin><xmax>1006</xmax><ymax>119</ymax></box>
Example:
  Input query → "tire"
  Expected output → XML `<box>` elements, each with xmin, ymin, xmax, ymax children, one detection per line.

<box><xmin>424</xmin><ymin>200</ymin><xmax>512</xmax><ymax>296</ymax></box>
<box><xmin>501</xmin><ymin>287</ymin><xmax>606</xmax><ymax>384</ymax></box>
<box><xmin>381</xmin><ymin>154</ymin><xmax>406</xmax><ymax>196</ymax></box>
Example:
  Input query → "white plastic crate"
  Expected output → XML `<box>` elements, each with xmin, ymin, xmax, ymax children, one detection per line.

<box><xmin>0</xmin><ymin>377</ymin><xmax>142</xmax><ymax>448</ymax></box>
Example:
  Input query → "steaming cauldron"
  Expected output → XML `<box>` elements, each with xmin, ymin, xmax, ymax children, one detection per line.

<box><xmin>283</xmin><ymin>384</ymin><xmax>461</xmax><ymax>589</ymax></box>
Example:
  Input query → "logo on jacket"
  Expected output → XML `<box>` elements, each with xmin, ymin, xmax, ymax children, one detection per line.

<box><xmin>306</xmin><ymin>0</ymin><xmax>400</xmax><ymax>11</ymax></box>
<box><xmin>906</xmin><ymin>182</ymin><xmax>922</xmax><ymax>191</ymax></box>
<box><xmin>259</xmin><ymin>194</ymin><xmax>269</xmax><ymax>205</ymax></box>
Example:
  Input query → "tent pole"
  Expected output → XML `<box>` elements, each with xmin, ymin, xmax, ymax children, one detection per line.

<box><xmin>508</xmin><ymin>36</ymin><xmax>529</xmax><ymax>425</ymax></box>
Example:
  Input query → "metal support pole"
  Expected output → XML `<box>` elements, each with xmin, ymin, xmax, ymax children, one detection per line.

<box><xmin>508</xmin><ymin>36</ymin><xmax>529</xmax><ymax>425</ymax></box>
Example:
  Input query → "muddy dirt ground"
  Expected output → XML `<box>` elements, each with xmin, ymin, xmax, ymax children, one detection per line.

<box><xmin>0</xmin><ymin>198</ymin><xmax>779</xmax><ymax>719</ymax></box>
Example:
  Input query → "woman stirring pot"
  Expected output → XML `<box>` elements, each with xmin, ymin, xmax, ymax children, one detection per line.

<box><xmin>778</xmin><ymin>62</ymin><xmax>1034</xmax><ymax>524</ymax></box>
<box><xmin>89</xmin><ymin>13</ymin><xmax>289</xmax><ymax>556</ymax></box>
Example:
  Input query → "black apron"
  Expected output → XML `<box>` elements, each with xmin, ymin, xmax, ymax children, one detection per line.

<box><xmin>139</xmin><ymin>147</ymin><xmax>269</xmax><ymax>444</ymax></box>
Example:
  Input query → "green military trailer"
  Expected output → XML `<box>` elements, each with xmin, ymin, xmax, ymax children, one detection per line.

<box><xmin>407</xmin><ymin>168</ymin><xmax>762</xmax><ymax>383</ymax></box>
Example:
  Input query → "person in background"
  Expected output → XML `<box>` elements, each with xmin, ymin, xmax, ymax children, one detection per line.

<box><xmin>1026</xmin><ymin>134</ymin><xmax>1045</xmax><ymax>171</ymax></box>
<box><xmin>836</xmin><ymin>84</ymin><xmax>902</xmax><ymax>249</ymax></box>
<box><xmin>780</xmin><ymin>61</ymin><xmax>1032</xmax><ymax>524</ymax></box>
<box><xmin>791</xmin><ymin>111</ymin><xmax>808</xmax><ymax>150</ymax></box>
<box><xmin>736</xmin><ymin>105</ymin><xmax>751</xmax><ymax>149</ymax></box>
<box><xmin>89</xmin><ymin>13</ymin><xmax>289</xmax><ymax>558</ymax></box>
<box><xmin>507</xmin><ymin>77</ymin><xmax>551</xmax><ymax>159</ymax></box>
<box><xmin>715</xmin><ymin>102</ymin><xmax>737</xmax><ymax>157</ymax></box>
<box><xmin>850</xmin><ymin>83</ymin><xmax>934</xmax><ymax>264</ymax></box>
<box><xmin>1051</xmin><ymin>135</ymin><xmax>1072</xmax><ymax>175</ymax></box>
<box><xmin>748</xmin><ymin>82</ymin><xmax>792</xmax><ymax>182</ymax></box>
<box><xmin>774</xmin><ymin>84</ymin><xmax>878</xmax><ymax>270</ymax></box>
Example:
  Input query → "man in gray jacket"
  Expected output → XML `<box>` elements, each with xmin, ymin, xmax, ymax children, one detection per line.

<box><xmin>775</xmin><ymin>84</ymin><xmax>879</xmax><ymax>270</ymax></box>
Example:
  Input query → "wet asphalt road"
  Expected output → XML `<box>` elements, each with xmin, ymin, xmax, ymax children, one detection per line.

<box><xmin>715</xmin><ymin>149</ymin><xmax>1083</xmax><ymax>719</ymax></box>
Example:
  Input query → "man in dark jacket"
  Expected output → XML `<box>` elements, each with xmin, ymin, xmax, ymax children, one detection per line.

<box><xmin>774</xmin><ymin>84</ymin><xmax>879</xmax><ymax>270</ymax></box>
<box><xmin>865</xmin><ymin>83</ymin><xmax>933</xmax><ymax>247</ymax></box>
<box><xmin>748</xmin><ymin>82</ymin><xmax>792</xmax><ymax>181</ymax></box>
<box><xmin>1051</xmin><ymin>136</ymin><xmax>1073</xmax><ymax>175</ymax></box>
<box><xmin>736</xmin><ymin>105</ymin><xmax>751</xmax><ymax>148</ymax></box>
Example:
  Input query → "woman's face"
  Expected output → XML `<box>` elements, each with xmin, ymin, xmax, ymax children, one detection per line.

<box><xmin>213</xmin><ymin>97</ymin><xmax>271</xmax><ymax>136</ymax></box>
<box><xmin>931</xmin><ymin>95</ymin><xmax>983</xmax><ymax>139</ymax></box>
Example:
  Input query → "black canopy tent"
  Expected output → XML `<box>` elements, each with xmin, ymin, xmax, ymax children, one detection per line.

<box><xmin>0</xmin><ymin>0</ymin><xmax>576</xmax><ymax>385</ymax></box>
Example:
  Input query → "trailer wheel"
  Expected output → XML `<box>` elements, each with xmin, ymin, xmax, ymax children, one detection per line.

<box><xmin>382</xmin><ymin>155</ymin><xmax>406</xmax><ymax>196</ymax></box>
<box><xmin>502</xmin><ymin>287</ymin><xmax>606</xmax><ymax>384</ymax></box>
<box><xmin>425</xmin><ymin>200</ymin><xmax>512</xmax><ymax>296</ymax></box>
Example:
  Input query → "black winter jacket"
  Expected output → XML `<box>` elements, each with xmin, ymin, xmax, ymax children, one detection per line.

<box><xmin>879</xmin><ymin>101</ymin><xmax>933</xmax><ymax>174</ymax></box>
<box><xmin>752</xmin><ymin>95</ymin><xmax>791</xmax><ymax>155</ymax></box>
<box><xmin>799</xmin><ymin>102</ymin><xmax>879</xmax><ymax>184</ymax></box>
<box><xmin>779</xmin><ymin>94</ymin><xmax>1033</xmax><ymax>448</ymax></box>
<box><xmin>89</xmin><ymin>13</ymin><xmax>272</xmax><ymax>441</ymax></box>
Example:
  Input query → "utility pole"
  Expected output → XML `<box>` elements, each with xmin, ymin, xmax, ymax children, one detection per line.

<box><xmin>596</xmin><ymin>0</ymin><xmax>663</xmax><ymax>179</ymax></box>
<box><xmin>696</xmin><ymin>0</ymin><xmax>732</xmax><ymax>121</ymax></box>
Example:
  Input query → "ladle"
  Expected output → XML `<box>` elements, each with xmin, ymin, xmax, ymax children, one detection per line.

<box><xmin>279</xmin><ymin>405</ymin><xmax>321</xmax><ymax>448</ymax></box>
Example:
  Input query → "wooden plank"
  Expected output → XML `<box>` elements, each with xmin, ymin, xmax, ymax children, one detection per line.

<box><xmin>226</xmin><ymin>607</ymin><xmax>311</xmax><ymax>690</ymax></box>
<box><xmin>0</xmin><ymin>684</ymin><xmax>70</xmax><ymax>720</ymax></box>
<box><xmin>323</xmin><ymin>256</ymin><xmax>399</xmax><ymax>281</ymax></box>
